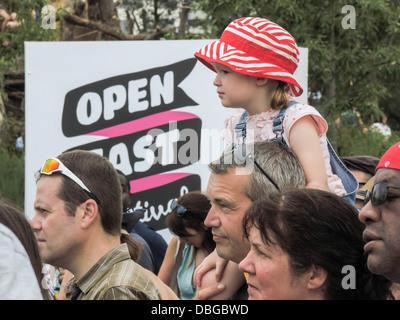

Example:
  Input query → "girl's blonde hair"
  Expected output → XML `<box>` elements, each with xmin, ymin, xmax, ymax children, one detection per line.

<box><xmin>270</xmin><ymin>81</ymin><xmax>290</xmax><ymax>110</ymax></box>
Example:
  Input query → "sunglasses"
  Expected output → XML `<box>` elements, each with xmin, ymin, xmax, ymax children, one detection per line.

<box><xmin>41</xmin><ymin>157</ymin><xmax>101</xmax><ymax>205</ymax></box>
<box><xmin>364</xmin><ymin>181</ymin><xmax>400</xmax><ymax>207</ymax></box>
<box><xmin>224</xmin><ymin>143</ymin><xmax>280</xmax><ymax>192</ymax></box>
<box><xmin>171</xmin><ymin>199</ymin><xmax>187</xmax><ymax>217</ymax></box>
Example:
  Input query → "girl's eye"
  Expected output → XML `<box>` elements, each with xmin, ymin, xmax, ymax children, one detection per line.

<box><xmin>215</xmin><ymin>66</ymin><xmax>229</xmax><ymax>74</ymax></box>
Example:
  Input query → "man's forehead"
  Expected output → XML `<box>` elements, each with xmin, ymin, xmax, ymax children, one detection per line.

<box><xmin>34</xmin><ymin>175</ymin><xmax>64</xmax><ymax>207</ymax></box>
<box><xmin>206</xmin><ymin>170</ymin><xmax>250</xmax><ymax>199</ymax></box>
<box><xmin>36</xmin><ymin>174</ymin><xmax>62</xmax><ymax>190</ymax></box>
<box><xmin>376</xmin><ymin>168</ymin><xmax>400</xmax><ymax>184</ymax></box>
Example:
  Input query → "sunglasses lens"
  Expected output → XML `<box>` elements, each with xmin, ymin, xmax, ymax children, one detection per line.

<box><xmin>372</xmin><ymin>183</ymin><xmax>387</xmax><ymax>207</ymax></box>
<box><xmin>363</xmin><ymin>190</ymin><xmax>371</xmax><ymax>206</ymax></box>
<box><xmin>41</xmin><ymin>159</ymin><xmax>60</xmax><ymax>173</ymax></box>
<box><xmin>171</xmin><ymin>200</ymin><xmax>186</xmax><ymax>217</ymax></box>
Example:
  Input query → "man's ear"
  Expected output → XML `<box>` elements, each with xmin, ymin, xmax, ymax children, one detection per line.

<box><xmin>307</xmin><ymin>264</ymin><xmax>327</xmax><ymax>290</ymax></box>
<box><xmin>79</xmin><ymin>200</ymin><xmax>99</xmax><ymax>229</ymax></box>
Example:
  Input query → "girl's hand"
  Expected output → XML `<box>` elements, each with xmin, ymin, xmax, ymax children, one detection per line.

<box><xmin>193</xmin><ymin>249</ymin><xmax>228</xmax><ymax>287</ymax></box>
<box><xmin>193</xmin><ymin>283</ymin><xmax>225</xmax><ymax>300</ymax></box>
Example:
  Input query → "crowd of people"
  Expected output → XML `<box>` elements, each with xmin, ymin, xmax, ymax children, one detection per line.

<box><xmin>1</xmin><ymin>16</ymin><xmax>399</xmax><ymax>301</ymax></box>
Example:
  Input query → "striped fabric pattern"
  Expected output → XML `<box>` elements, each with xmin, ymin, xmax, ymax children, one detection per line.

<box><xmin>195</xmin><ymin>17</ymin><xmax>303</xmax><ymax>97</ymax></box>
<box><xmin>65</xmin><ymin>244</ymin><xmax>162</xmax><ymax>300</ymax></box>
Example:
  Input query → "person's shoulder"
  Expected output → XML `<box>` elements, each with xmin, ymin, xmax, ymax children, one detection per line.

<box><xmin>102</xmin><ymin>259</ymin><xmax>161</xmax><ymax>299</ymax></box>
<box><xmin>101</xmin><ymin>282</ymin><xmax>161</xmax><ymax>300</ymax></box>
<box><xmin>0</xmin><ymin>223</ymin><xmax>26</xmax><ymax>255</ymax></box>
<box><xmin>134</xmin><ymin>221</ymin><xmax>167</xmax><ymax>244</ymax></box>
<box><xmin>283</xmin><ymin>102</ymin><xmax>328</xmax><ymax>136</ymax></box>
<box><xmin>224</xmin><ymin>111</ymin><xmax>244</xmax><ymax>127</ymax></box>
<box><xmin>287</xmin><ymin>102</ymin><xmax>320</xmax><ymax>115</ymax></box>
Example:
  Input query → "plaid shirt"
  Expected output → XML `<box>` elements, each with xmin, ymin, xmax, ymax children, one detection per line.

<box><xmin>65</xmin><ymin>244</ymin><xmax>162</xmax><ymax>300</ymax></box>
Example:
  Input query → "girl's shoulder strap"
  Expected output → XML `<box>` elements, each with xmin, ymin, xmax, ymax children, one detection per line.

<box><xmin>234</xmin><ymin>101</ymin><xmax>298</xmax><ymax>143</ymax></box>
<box><xmin>272</xmin><ymin>101</ymin><xmax>298</xmax><ymax>145</ymax></box>
<box><xmin>234</xmin><ymin>110</ymin><xmax>248</xmax><ymax>140</ymax></box>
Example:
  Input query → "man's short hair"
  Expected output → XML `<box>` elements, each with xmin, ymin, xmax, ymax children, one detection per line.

<box><xmin>38</xmin><ymin>150</ymin><xmax>122</xmax><ymax>236</ymax></box>
<box><xmin>209</xmin><ymin>141</ymin><xmax>306</xmax><ymax>201</ymax></box>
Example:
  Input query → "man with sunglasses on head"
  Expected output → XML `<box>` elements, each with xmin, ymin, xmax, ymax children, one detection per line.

<box><xmin>359</xmin><ymin>142</ymin><xmax>400</xmax><ymax>284</ymax></box>
<box><xmin>194</xmin><ymin>141</ymin><xmax>306</xmax><ymax>299</ymax></box>
<box><xmin>30</xmin><ymin>150</ymin><xmax>168</xmax><ymax>300</ymax></box>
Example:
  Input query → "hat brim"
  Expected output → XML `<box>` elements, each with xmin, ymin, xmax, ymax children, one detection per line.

<box><xmin>195</xmin><ymin>40</ymin><xmax>304</xmax><ymax>97</ymax></box>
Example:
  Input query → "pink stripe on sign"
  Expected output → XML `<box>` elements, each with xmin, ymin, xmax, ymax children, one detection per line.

<box><xmin>130</xmin><ymin>173</ymin><xmax>192</xmax><ymax>194</ymax></box>
<box><xmin>87</xmin><ymin>111</ymin><xmax>199</xmax><ymax>138</ymax></box>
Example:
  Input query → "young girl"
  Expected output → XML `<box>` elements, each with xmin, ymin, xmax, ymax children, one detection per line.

<box><xmin>195</xmin><ymin>17</ymin><xmax>352</xmax><ymax>198</ymax></box>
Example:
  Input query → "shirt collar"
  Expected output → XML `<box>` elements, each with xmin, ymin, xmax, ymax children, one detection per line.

<box><xmin>69</xmin><ymin>244</ymin><xmax>131</xmax><ymax>296</ymax></box>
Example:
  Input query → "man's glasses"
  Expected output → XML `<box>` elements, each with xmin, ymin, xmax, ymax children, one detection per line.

<box><xmin>364</xmin><ymin>181</ymin><xmax>400</xmax><ymax>207</ymax></box>
<box><xmin>171</xmin><ymin>199</ymin><xmax>187</xmax><ymax>217</ymax></box>
<box><xmin>40</xmin><ymin>157</ymin><xmax>101</xmax><ymax>205</ymax></box>
<box><xmin>225</xmin><ymin>143</ymin><xmax>280</xmax><ymax>192</ymax></box>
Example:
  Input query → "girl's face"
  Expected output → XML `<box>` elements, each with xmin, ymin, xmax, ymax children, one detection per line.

<box><xmin>238</xmin><ymin>226</ymin><xmax>314</xmax><ymax>300</ymax></box>
<box><xmin>180</xmin><ymin>227</ymin><xmax>205</xmax><ymax>248</ymax></box>
<box><xmin>212</xmin><ymin>63</ymin><xmax>265</xmax><ymax>112</ymax></box>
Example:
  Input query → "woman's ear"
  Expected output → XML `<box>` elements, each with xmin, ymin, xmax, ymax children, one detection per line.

<box><xmin>307</xmin><ymin>264</ymin><xmax>327</xmax><ymax>290</ymax></box>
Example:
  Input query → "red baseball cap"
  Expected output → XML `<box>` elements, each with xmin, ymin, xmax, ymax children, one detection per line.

<box><xmin>375</xmin><ymin>142</ymin><xmax>400</xmax><ymax>173</ymax></box>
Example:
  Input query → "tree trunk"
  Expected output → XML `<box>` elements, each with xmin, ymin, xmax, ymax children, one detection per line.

<box><xmin>61</xmin><ymin>0</ymin><xmax>102</xmax><ymax>40</ymax></box>
<box><xmin>63</xmin><ymin>14</ymin><xmax>168</xmax><ymax>40</ymax></box>
<box><xmin>97</xmin><ymin>0</ymin><xmax>121</xmax><ymax>39</ymax></box>
<box><xmin>0</xmin><ymin>96</ymin><xmax>6</xmax><ymax>147</ymax></box>
<box><xmin>64</xmin><ymin>13</ymin><xmax>128</xmax><ymax>40</ymax></box>
<box><xmin>177</xmin><ymin>5</ymin><xmax>190</xmax><ymax>39</ymax></box>
<box><xmin>97</xmin><ymin>0</ymin><xmax>113</xmax><ymax>23</ymax></box>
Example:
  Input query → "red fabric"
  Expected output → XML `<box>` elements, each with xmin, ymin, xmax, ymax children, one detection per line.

<box><xmin>194</xmin><ymin>17</ymin><xmax>303</xmax><ymax>97</ymax></box>
<box><xmin>376</xmin><ymin>142</ymin><xmax>400</xmax><ymax>172</ymax></box>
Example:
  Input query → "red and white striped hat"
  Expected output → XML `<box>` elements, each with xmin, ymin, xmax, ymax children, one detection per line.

<box><xmin>195</xmin><ymin>17</ymin><xmax>303</xmax><ymax>97</ymax></box>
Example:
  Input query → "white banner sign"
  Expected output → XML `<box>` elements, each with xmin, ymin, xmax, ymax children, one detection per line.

<box><xmin>25</xmin><ymin>40</ymin><xmax>307</xmax><ymax>242</ymax></box>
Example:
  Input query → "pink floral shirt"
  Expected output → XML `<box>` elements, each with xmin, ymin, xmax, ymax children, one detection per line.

<box><xmin>222</xmin><ymin>103</ymin><xmax>346</xmax><ymax>196</ymax></box>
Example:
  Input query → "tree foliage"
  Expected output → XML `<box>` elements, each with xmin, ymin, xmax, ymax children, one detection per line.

<box><xmin>0</xmin><ymin>0</ymin><xmax>57</xmax><ymax>98</ymax></box>
<box><xmin>0</xmin><ymin>0</ymin><xmax>57</xmax><ymax>157</ymax></box>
